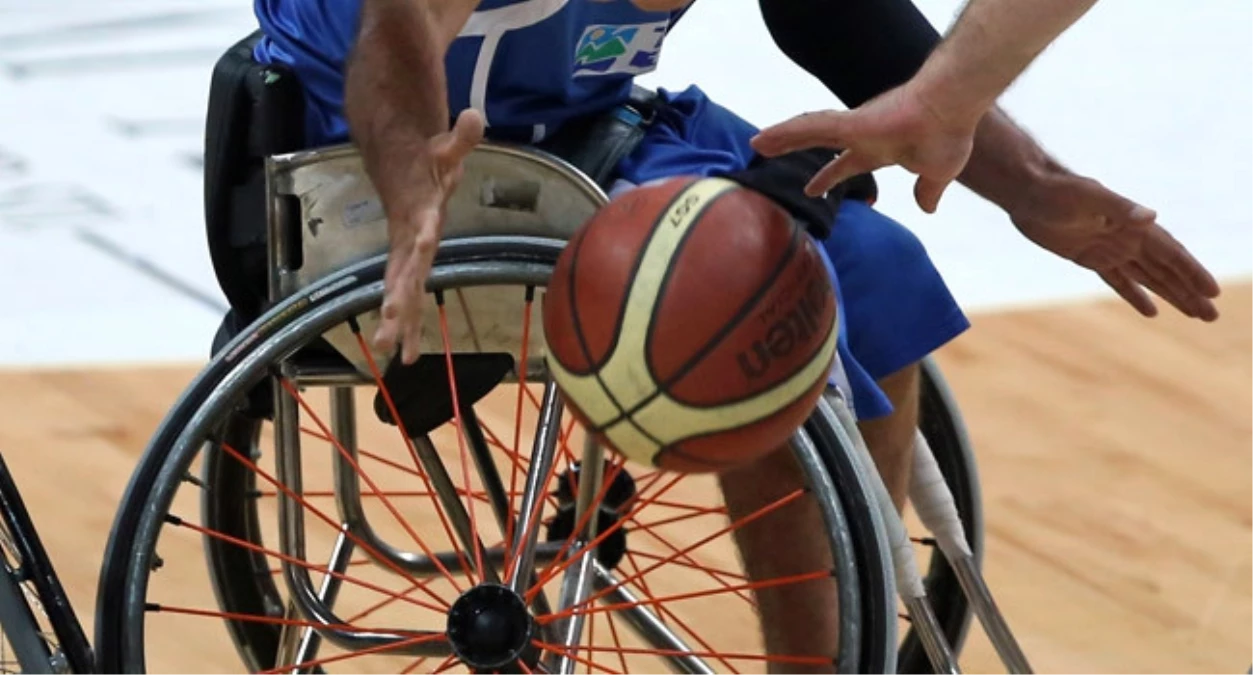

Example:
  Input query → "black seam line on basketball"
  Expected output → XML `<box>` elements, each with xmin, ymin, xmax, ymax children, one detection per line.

<box><xmin>653</xmin><ymin>230</ymin><xmax>838</xmax><ymax>409</ymax></box>
<box><xmin>655</xmin><ymin>283</ymin><xmax>837</xmax><ymax>410</ymax></box>
<box><xmin>591</xmin><ymin>179</ymin><xmax>711</xmax><ymax>374</ymax></box>
<box><xmin>581</xmin><ymin>181</ymin><xmax>719</xmax><ymax>447</ymax></box>
<box><xmin>595</xmin><ymin>218</ymin><xmax>807</xmax><ymax>432</ymax></box>
<box><xmin>656</xmin><ymin>378</ymin><xmax>831</xmax><ymax>468</ymax></box>
<box><xmin>565</xmin><ymin>211</ymin><xmax>665</xmax><ymax>449</ymax></box>
<box><xmin>637</xmin><ymin>183</ymin><xmax>750</xmax><ymax>388</ymax></box>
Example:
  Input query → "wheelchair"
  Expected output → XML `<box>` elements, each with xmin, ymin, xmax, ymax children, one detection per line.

<box><xmin>91</xmin><ymin>33</ymin><xmax>997</xmax><ymax>674</ymax></box>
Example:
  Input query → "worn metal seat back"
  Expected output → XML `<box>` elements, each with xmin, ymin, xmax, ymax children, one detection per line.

<box><xmin>264</xmin><ymin>141</ymin><xmax>609</xmax><ymax>376</ymax></box>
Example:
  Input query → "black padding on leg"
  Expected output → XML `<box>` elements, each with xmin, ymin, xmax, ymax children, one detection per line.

<box><xmin>373</xmin><ymin>354</ymin><xmax>517</xmax><ymax>436</ymax></box>
<box><xmin>721</xmin><ymin>148</ymin><xmax>878</xmax><ymax>240</ymax></box>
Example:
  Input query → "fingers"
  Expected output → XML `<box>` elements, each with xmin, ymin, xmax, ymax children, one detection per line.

<box><xmin>1145</xmin><ymin>227</ymin><xmax>1222</xmax><ymax>301</ymax></box>
<box><xmin>751</xmin><ymin>110</ymin><xmax>854</xmax><ymax>158</ymax></box>
<box><xmin>373</xmin><ymin>225</ymin><xmax>442</xmax><ymax>365</ymax></box>
<box><xmin>1099</xmin><ymin>268</ymin><xmax>1158</xmax><ymax>318</ymax></box>
<box><xmin>1102</xmin><ymin>259</ymin><xmax>1219</xmax><ymax>323</ymax></box>
<box><xmin>913</xmin><ymin>176</ymin><xmax>952</xmax><ymax>214</ymax></box>
<box><xmin>432</xmin><ymin>108</ymin><xmax>486</xmax><ymax>167</ymax></box>
<box><xmin>1126</xmin><ymin>260</ymin><xmax>1203</xmax><ymax>319</ymax></box>
<box><xmin>804</xmin><ymin>150</ymin><xmax>883</xmax><ymax>197</ymax></box>
<box><xmin>400</xmin><ymin>231</ymin><xmax>440</xmax><ymax>364</ymax></box>
<box><xmin>1131</xmin><ymin>257</ymin><xmax>1220</xmax><ymax>322</ymax></box>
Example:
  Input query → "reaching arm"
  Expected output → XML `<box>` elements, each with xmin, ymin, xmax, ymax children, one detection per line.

<box><xmin>344</xmin><ymin>0</ymin><xmax>486</xmax><ymax>363</ymax></box>
<box><xmin>755</xmin><ymin>0</ymin><xmax>1067</xmax><ymax>215</ymax></box>
<box><xmin>911</xmin><ymin>0</ymin><xmax>1101</xmax><ymax>129</ymax></box>
<box><xmin>344</xmin><ymin>0</ymin><xmax>477</xmax><ymax>228</ymax></box>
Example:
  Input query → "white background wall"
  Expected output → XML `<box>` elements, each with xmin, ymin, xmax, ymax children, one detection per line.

<box><xmin>0</xmin><ymin>0</ymin><xmax>1249</xmax><ymax>366</ymax></box>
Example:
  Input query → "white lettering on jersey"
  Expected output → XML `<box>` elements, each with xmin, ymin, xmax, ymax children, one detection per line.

<box><xmin>458</xmin><ymin>0</ymin><xmax>571</xmax><ymax>126</ymax></box>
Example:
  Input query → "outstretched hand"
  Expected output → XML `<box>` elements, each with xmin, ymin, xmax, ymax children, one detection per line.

<box><xmin>750</xmin><ymin>84</ymin><xmax>979</xmax><ymax>213</ymax></box>
<box><xmin>372</xmin><ymin>108</ymin><xmax>486</xmax><ymax>364</ymax></box>
<box><xmin>1010</xmin><ymin>171</ymin><xmax>1221</xmax><ymax>321</ymax></box>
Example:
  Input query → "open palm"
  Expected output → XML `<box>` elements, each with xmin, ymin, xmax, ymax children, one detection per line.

<box><xmin>1010</xmin><ymin>173</ymin><xmax>1221</xmax><ymax>321</ymax></box>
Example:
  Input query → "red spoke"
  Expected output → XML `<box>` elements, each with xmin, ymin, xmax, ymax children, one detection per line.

<box><xmin>400</xmin><ymin>656</ymin><xmax>430</xmax><ymax>674</ymax></box>
<box><xmin>627</xmin><ymin>549</ymin><xmax>747</xmax><ymax>583</ymax></box>
<box><xmin>258</xmin><ymin>632</ymin><xmax>448</xmax><ymax>674</ymax></box>
<box><xmin>349</xmin><ymin>331</ymin><xmax>478</xmax><ymax>587</ymax></box>
<box><xmin>587</xmin><ymin>610</ymin><xmax>596</xmax><ymax>675</ymax></box>
<box><xmin>604</xmin><ymin>608</ymin><xmax>630</xmax><ymax>674</ymax></box>
<box><xmin>536</xmin><ymin>489</ymin><xmax>806</xmax><ymax>611</ymax></box>
<box><xmin>171</xmin><ymin>517</ymin><xmax>445</xmax><ymax>614</ymax></box>
<box><xmin>283</xmin><ymin>377</ymin><xmax>472</xmax><ymax>589</ymax></box>
<box><xmin>503</xmin><ymin>418</ymin><xmax>570</xmax><ymax>587</ymax></box>
<box><xmin>626</xmin><ymin>516</ymin><xmax>755</xmax><ymax>606</ymax></box>
<box><xmin>526</xmin><ymin>473</ymin><xmax>687</xmax><ymax>602</ymax></box>
<box><xmin>506</xmin><ymin>292</ymin><xmax>535</xmax><ymax>572</ymax></box>
<box><xmin>216</xmin><ymin>442</ymin><xmax>450</xmax><ymax>610</ymax></box>
<box><xmin>430</xmin><ymin>654</ymin><xmax>461</xmax><ymax>673</ymax></box>
<box><xmin>436</xmin><ymin>304</ymin><xmax>487</xmax><ymax>580</ymax></box>
<box><xmin>299</xmin><ymin>425</ymin><xmax>423</xmax><ymax>480</ymax></box>
<box><xmin>533</xmin><ymin>641</ymin><xmax>832</xmax><ymax>667</ymax></box>
<box><xmin>535</xmin><ymin>455</ymin><xmax>629</xmax><ymax>585</ymax></box>
<box><xmin>631</xmin><ymin>504</ymin><xmax>727</xmax><ymax>530</ymax></box>
<box><xmin>149</xmin><ymin>603</ymin><xmax>417</xmax><ymax>634</ymax></box>
<box><xmin>633</xmin><ymin>498</ymin><xmax>726</xmax><ymax>515</ymax></box>
<box><xmin>536</xmin><ymin>640</ymin><xmax>622</xmax><ymax>675</ymax></box>
<box><xmin>346</xmin><ymin>576</ymin><xmax>442</xmax><ymax>625</ymax></box>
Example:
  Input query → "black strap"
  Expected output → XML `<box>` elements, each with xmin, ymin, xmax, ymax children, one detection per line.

<box><xmin>721</xmin><ymin>148</ymin><xmax>878</xmax><ymax>240</ymax></box>
<box><xmin>537</xmin><ymin>86</ymin><xmax>658</xmax><ymax>188</ymax></box>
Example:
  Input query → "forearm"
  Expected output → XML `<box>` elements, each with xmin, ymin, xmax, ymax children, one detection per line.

<box><xmin>344</xmin><ymin>0</ymin><xmax>465</xmax><ymax>229</ymax></box>
<box><xmin>914</xmin><ymin>0</ymin><xmax>1100</xmax><ymax>126</ymax></box>
<box><xmin>955</xmin><ymin>106</ymin><xmax>1065</xmax><ymax>214</ymax></box>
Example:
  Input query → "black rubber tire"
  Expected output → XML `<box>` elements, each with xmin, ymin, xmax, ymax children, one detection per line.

<box><xmin>94</xmin><ymin>238</ymin><xmax>897</xmax><ymax>674</ymax></box>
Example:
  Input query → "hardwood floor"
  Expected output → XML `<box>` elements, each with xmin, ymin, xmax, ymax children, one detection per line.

<box><xmin>0</xmin><ymin>282</ymin><xmax>1246</xmax><ymax>673</ymax></box>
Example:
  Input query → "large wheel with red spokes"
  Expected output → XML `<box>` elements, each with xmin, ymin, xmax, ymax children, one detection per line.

<box><xmin>94</xmin><ymin>239</ymin><xmax>901</xmax><ymax>674</ymax></box>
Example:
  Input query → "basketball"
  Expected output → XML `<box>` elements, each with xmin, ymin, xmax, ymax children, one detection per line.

<box><xmin>543</xmin><ymin>176</ymin><xmax>838</xmax><ymax>473</ymax></box>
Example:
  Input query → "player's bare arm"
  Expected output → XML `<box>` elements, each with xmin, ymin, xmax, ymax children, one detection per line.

<box><xmin>750</xmin><ymin>0</ymin><xmax>1218</xmax><ymax>321</ymax></box>
<box><xmin>345</xmin><ymin>0</ymin><xmax>485</xmax><ymax>364</ymax></box>
<box><xmin>914</xmin><ymin>0</ymin><xmax>1101</xmax><ymax>126</ymax></box>
<box><xmin>753</xmin><ymin>0</ymin><xmax>1100</xmax><ymax>208</ymax></box>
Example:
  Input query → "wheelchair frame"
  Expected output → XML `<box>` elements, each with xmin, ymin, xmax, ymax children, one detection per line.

<box><xmin>0</xmin><ymin>138</ymin><xmax>1026</xmax><ymax>675</ymax></box>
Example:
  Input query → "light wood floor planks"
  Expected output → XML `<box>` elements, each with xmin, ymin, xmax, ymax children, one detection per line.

<box><xmin>0</xmin><ymin>282</ymin><xmax>1247</xmax><ymax>673</ymax></box>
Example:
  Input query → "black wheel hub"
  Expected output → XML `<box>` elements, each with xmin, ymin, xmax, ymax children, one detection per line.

<box><xmin>446</xmin><ymin>583</ymin><xmax>536</xmax><ymax>672</ymax></box>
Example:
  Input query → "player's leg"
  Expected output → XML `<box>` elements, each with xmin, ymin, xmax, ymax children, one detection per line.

<box><xmin>615</xmin><ymin>86</ymin><xmax>884</xmax><ymax>668</ymax></box>
<box><xmin>716</xmin><ymin>257</ymin><xmax>867</xmax><ymax>673</ymax></box>
<box><xmin>857</xmin><ymin>364</ymin><xmax>922</xmax><ymax>510</ymax></box>
<box><xmin>819</xmin><ymin>199</ymin><xmax>970</xmax><ymax>509</ymax></box>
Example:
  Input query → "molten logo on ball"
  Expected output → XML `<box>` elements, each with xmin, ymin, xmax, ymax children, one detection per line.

<box><xmin>544</xmin><ymin>177</ymin><xmax>838</xmax><ymax>473</ymax></box>
<box><xmin>738</xmin><ymin>263</ymin><xmax>833</xmax><ymax>381</ymax></box>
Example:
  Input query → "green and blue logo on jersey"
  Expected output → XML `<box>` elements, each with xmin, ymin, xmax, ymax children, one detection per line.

<box><xmin>573</xmin><ymin>21</ymin><xmax>668</xmax><ymax>77</ymax></box>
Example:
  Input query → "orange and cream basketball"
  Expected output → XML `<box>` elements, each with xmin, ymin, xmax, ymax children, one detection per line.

<box><xmin>542</xmin><ymin>176</ymin><xmax>838</xmax><ymax>473</ymax></box>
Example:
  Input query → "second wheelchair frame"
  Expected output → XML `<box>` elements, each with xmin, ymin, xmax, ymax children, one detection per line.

<box><xmin>79</xmin><ymin>140</ymin><xmax>1032</xmax><ymax>674</ymax></box>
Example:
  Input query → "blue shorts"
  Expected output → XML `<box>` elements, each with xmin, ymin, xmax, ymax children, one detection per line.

<box><xmin>614</xmin><ymin>85</ymin><xmax>970</xmax><ymax>420</ymax></box>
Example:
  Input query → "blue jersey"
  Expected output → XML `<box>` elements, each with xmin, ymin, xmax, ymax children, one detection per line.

<box><xmin>254</xmin><ymin>0</ymin><xmax>689</xmax><ymax>147</ymax></box>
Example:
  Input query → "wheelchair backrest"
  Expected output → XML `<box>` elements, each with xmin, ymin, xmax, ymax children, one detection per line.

<box><xmin>264</xmin><ymin>141</ymin><xmax>609</xmax><ymax>302</ymax></box>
